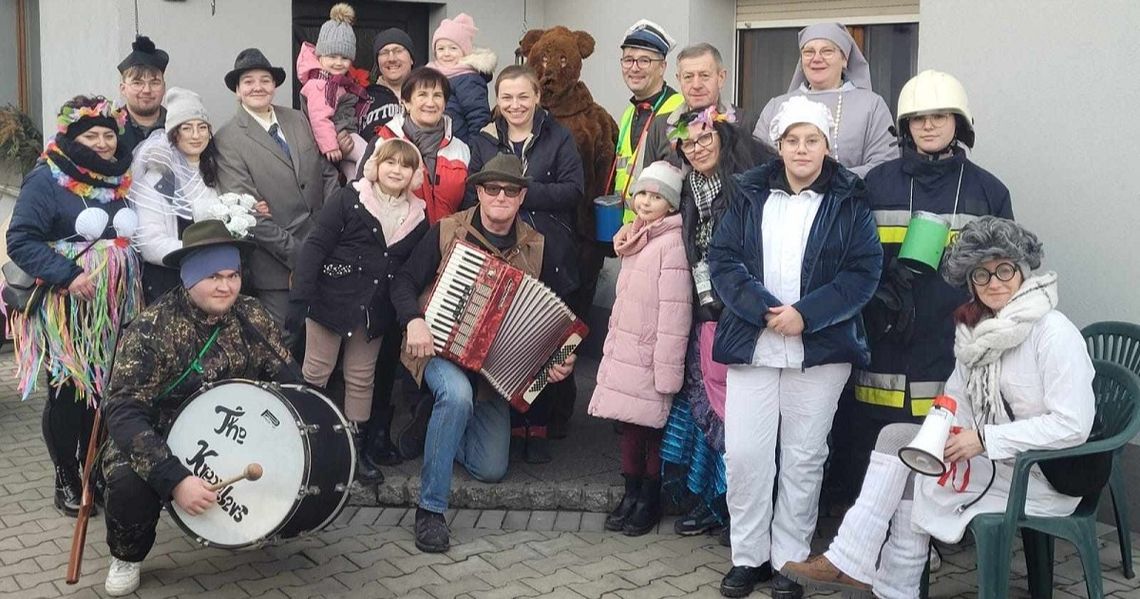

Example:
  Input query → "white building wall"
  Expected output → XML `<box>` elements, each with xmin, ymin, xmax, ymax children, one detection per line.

<box><xmin>0</xmin><ymin>0</ymin><xmax>21</xmax><ymax>108</ymax></box>
<box><xmin>38</xmin><ymin>0</ymin><xmax>293</xmax><ymax>134</ymax></box>
<box><xmin>918</xmin><ymin>0</ymin><xmax>1140</xmax><ymax>328</ymax></box>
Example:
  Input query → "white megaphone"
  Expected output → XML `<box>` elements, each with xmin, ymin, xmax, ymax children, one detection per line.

<box><xmin>898</xmin><ymin>395</ymin><xmax>958</xmax><ymax>476</ymax></box>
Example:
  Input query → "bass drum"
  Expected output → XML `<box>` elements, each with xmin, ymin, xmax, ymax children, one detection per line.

<box><xmin>165</xmin><ymin>380</ymin><xmax>354</xmax><ymax>548</ymax></box>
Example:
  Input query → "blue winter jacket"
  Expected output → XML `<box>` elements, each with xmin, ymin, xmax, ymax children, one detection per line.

<box><xmin>7</xmin><ymin>166</ymin><xmax>133</xmax><ymax>287</ymax></box>
<box><xmin>709</xmin><ymin>158</ymin><xmax>883</xmax><ymax>368</ymax></box>
<box><xmin>446</xmin><ymin>72</ymin><xmax>493</xmax><ymax>147</ymax></box>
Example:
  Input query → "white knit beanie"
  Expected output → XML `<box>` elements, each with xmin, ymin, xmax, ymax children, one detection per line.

<box><xmin>316</xmin><ymin>3</ymin><xmax>357</xmax><ymax>58</ymax></box>
<box><xmin>163</xmin><ymin>87</ymin><xmax>209</xmax><ymax>132</ymax></box>
<box><xmin>769</xmin><ymin>95</ymin><xmax>834</xmax><ymax>147</ymax></box>
<box><xmin>630</xmin><ymin>161</ymin><xmax>684</xmax><ymax>210</ymax></box>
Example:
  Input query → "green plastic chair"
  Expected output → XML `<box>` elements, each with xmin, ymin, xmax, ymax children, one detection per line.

<box><xmin>1082</xmin><ymin>320</ymin><xmax>1140</xmax><ymax>579</ymax></box>
<box><xmin>966</xmin><ymin>359</ymin><xmax>1140</xmax><ymax>599</ymax></box>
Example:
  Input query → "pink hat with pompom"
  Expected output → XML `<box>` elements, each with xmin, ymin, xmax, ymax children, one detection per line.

<box><xmin>432</xmin><ymin>13</ymin><xmax>477</xmax><ymax>56</ymax></box>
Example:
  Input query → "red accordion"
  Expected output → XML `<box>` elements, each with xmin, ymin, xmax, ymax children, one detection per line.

<box><xmin>423</xmin><ymin>240</ymin><xmax>588</xmax><ymax>412</ymax></box>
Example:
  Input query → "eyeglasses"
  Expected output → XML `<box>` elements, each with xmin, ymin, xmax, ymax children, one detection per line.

<box><xmin>680</xmin><ymin>131</ymin><xmax>716</xmax><ymax>153</ymax></box>
<box><xmin>779</xmin><ymin>135</ymin><xmax>827</xmax><ymax>151</ymax></box>
<box><xmin>479</xmin><ymin>183</ymin><xmax>523</xmax><ymax>198</ymax></box>
<box><xmin>970</xmin><ymin>262</ymin><xmax>1020</xmax><ymax>286</ymax></box>
<box><xmin>620</xmin><ymin>56</ymin><xmax>664</xmax><ymax>69</ymax></box>
<box><xmin>378</xmin><ymin>47</ymin><xmax>409</xmax><ymax>58</ymax></box>
<box><xmin>911</xmin><ymin>113</ymin><xmax>952</xmax><ymax>127</ymax></box>
<box><xmin>126</xmin><ymin>78</ymin><xmax>164</xmax><ymax>91</ymax></box>
<box><xmin>801</xmin><ymin>47</ymin><xmax>839</xmax><ymax>61</ymax></box>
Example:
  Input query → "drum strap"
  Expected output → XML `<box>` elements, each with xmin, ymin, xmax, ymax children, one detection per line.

<box><xmin>159</xmin><ymin>326</ymin><xmax>222</xmax><ymax>399</ymax></box>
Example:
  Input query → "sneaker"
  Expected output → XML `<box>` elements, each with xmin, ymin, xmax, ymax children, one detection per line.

<box><xmin>719</xmin><ymin>563</ymin><xmax>773</xmax><ymax>598</ymax></box>
<box><xmin>105</xmin><ymin>557</ymin><xmax>141</xmax><ymax>596</ymax></box>
<box><xmin>674</xmin><ymin>501</ymin><xmax>722</xmax><ymax>536</ymax></box>
<box><xmin>718</xmin><ymin>524</ymin><xmax>731</xmax><ymax>547</ymax></box>
<box><xmin>397</xmin><ymin>396</ymin><xmax>434</xmax><ymax>460</ymax></box>
<box><xmin>414</xmin><ymin>508</ymin><xmax>450</xmax><ymax>553</ymax></box>
<box><xmin>780</xmin><ymin>555</ymin><xmax>872</xmax><ymax>595</ymax></box>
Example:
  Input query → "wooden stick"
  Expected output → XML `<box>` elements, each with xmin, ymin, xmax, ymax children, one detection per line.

<box><xmin>207</xmin><ymin>463</ymin><xmax>263</xmax><ymax>492</ymax></box>
<box><xmin>66</xmin><ymin>408</ymin><xmax>103</xmax><ymax>585</ymax></box>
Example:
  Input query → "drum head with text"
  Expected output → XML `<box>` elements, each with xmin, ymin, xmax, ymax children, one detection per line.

<box><xmin>166</xmin><ymin>381</ymin><xmax>307</xmax><ymax>548</ymax></box>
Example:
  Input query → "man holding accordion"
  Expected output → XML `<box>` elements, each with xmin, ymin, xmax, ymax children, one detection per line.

<box><xmin>390</xmin><ymin>154</ymin><xmax>579</xmax><ymax>554</ymax></box>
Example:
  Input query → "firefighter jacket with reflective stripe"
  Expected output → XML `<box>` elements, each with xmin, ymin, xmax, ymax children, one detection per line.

<box><xmin>856</xmin><ymin>146</ymin><xmax>1012</xmax><ymax>421</ymax></box>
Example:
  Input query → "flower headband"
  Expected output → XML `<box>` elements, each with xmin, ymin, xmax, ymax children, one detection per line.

<box><xmin>667</xmin><ymin>105</ymin><xmax>737</xmax><ymax>144</ymax></box>
<box><xmin>56</xmin><ymin>98</ymin><xmax>127</xmax><ymax>136</ymax></box>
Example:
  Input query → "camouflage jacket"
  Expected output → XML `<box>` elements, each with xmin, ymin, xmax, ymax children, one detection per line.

<box><xmin>102</xmin><ymin>287</ymin><xmax>292</xmax><ymax>499</ymax></box>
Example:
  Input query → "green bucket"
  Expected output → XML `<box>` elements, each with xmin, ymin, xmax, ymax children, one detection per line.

<box><xmin>898</xmin><ymin>211</ymin><xmax>951</xmax><ymax>272</ymax></box>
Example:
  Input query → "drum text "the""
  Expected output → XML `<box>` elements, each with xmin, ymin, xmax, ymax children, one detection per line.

<box><xmin>214</xmin><ymin>405</ymin><xmax>247</xmax><ymax>445</ymax></box>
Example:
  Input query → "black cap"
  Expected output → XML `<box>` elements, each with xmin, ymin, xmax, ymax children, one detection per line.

<box><xmin>118</xmin><ymin>35</ymin><xmax>169</xmax><ymax>74</ymax></box>
<box><xmin>224</xmin><ymin>48</ymin><xmax>288</xmax><ymax>92</ymax></box>
<box><xmin>372</xmin><ymin>28</ymin><xmax>416</xmax><ymax>60</ymax></box>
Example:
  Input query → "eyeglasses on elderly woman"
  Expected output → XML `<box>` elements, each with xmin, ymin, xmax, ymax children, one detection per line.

<box><xmin>969</xmin><ymin>262</ymin><xmax>1019</xmax><ymax>286</ymax></box>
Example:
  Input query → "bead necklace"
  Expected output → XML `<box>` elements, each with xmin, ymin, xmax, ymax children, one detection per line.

<box><xmin>832</xmin><ymin>92</ymin><xmax>844</xmax><ymax>160</ymax></box>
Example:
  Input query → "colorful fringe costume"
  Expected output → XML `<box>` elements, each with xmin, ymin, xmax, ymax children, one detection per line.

<box><xmin>10</xmin><ymin>239</ymin><xmax>143</xmax><ymax>404</ymax></box>
<box><xmin>660</xmin><ymin>327</ymin><xmax>728</xmax><ymax>517</ymax></box>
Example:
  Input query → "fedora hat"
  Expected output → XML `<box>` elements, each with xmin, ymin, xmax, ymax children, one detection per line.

<box><xmin>224</xmin><ymin>48</ymin><xmax>287</xmax><ymax>92</ymax></box>
<box><xmin>467</xmin><ymin>153</ymin><xmax>530</xmax><ymax>188</ymax></box>
<box><xmin>163</xmin><ymin>220</ymin><xmax>256</xmax><ymax>267</ymax></box>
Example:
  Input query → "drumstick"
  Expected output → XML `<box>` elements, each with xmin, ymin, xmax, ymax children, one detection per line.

<box><xmin>207</xmin><ymin>463</ymin><xmax>264</xmax><ymax>492</ymax></box>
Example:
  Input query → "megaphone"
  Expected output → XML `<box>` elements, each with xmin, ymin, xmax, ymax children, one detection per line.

<box><xmin>898</xmin><ymin>395</ymin><xmax>958</xmax><ymax>476</ymax></box>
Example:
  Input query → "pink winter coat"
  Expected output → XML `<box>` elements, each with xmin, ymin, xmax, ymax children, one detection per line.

<box><xmin>589</xmin><ymin>214</ymin><xmax>692</xmax><ymax>428</ymax></box>
<box><xmin>297</xmin><ymin>42</ymin><xmax>369</xmax><ymax>154</ymax></box>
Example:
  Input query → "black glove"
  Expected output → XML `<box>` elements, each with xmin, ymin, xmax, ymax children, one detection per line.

<box><xmin>869</xmin><ymin>258</ymin><xmax>916</xmax><ymax>343</ymax></box>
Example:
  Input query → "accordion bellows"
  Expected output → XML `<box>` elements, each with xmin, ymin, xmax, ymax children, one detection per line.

<box><xmin>423</xmin><ymin>240</ymin><xmax>588</xmax><ymax>412</ymax></box>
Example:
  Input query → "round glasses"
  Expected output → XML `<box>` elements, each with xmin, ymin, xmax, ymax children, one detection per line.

<box><xmin>970</xmin><ymin>262</ymin><xmax>1019</xmax><ymax>286</ymax></box>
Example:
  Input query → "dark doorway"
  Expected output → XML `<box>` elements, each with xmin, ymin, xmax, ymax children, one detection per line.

<box><xmin>737</xmin><ymin>22</ymin><xmax>918</xmax><ymax>122</ymax></box>
<box><xmin>291</xmin><ymin>0</ymin><xmax>432</xmax><ymax>108</ymax></box>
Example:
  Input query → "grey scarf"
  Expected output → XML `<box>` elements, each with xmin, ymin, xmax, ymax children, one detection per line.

<box><xmin>402</xmin><ymin>118</ymin><xmax>446</xmax><ymax>183</ymax></box>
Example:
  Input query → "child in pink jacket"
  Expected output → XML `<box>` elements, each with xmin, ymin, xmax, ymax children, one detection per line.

<box><xmin>297</xmin><ymin>3</ymin><xmax>371</xmax><ymax>179</ymax></box>
<box><xmin>589</xmin><ymin>161</ymin><xmax>692</xmax><ymax>537</ymax></box>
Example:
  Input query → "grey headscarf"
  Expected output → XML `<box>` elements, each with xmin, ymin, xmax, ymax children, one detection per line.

<box><xmin>942</xmin><ymin>216</ymin><xmax>1044</xmax><ymax>288</ymax></box>
<box><xmin>787</xmin><ymin>22</ymin><xmax>873</xmax><ymax>92</ymax></box>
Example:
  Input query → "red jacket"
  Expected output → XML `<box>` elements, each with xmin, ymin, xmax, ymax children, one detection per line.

<box><xmin>375</xmin><ymin>113</ymin><xmax>470</xmax><ymax>224</ymax></box>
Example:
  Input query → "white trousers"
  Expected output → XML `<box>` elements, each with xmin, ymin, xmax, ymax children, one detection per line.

<box><xmin>725</xmin><ymin>362</ymin><xmax>851</xmax><ymax>569</ymax></box>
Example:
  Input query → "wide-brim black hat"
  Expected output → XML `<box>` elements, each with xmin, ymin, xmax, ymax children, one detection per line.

<box><xmin>467</xmin><ymin>153</ymin><xmax>530</xmax><ymax>188</ymax></box>
<box><xmin>163</xmin><ymin>220</ymin><xmax>256</xmax><ymax>267</ymax></box>
<box><xmin>224</xmin><ymin>48</ymin><xmax>287</xmax><ymax>92</ymax></box>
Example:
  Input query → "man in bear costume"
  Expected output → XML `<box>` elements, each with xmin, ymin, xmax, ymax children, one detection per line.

<box><xmin>517</xmin><ymin>27</ymin><xmax>618</xmax><ymax>436</ymax></box>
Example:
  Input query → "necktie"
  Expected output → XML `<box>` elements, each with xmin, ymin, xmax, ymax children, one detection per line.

<box><xmin>267</xmin><ymin>123</ymin><xmax>291</xmax><ymax>160</ymax></box>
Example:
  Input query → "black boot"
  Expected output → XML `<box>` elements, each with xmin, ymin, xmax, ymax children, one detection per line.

<box><xmin>364</xmin><ymin>407</ymin><xmax>402</xmax><ymax>467</ymax></box>
<box><xmin>605</xmin><ymin>475</ymin><xmax>642</xmax><ymax>531</ymax></box>
<box><xmin>622</xmin><ymin>477</ymin><xmax>662</xmax><ymax>536</ymax></box>
<box><xmin>54</xmin><ymin>465</ymin><xmax>82</xmax><ymax>517</ymax></box>
<box><xmin>352</xmin><ymin>428</ymin><xmax>384</xmax><ymax>485</ymax></box>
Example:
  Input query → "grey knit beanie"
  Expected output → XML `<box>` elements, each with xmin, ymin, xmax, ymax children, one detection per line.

<box><xmin>163</xmin><ymin>87</ymin><xmax>209</xmax><ymax>132</ymax></box>
<box><xmin>629</xmin><ymin>161</ymin><xmax>684</xmax><ymax>210</ymax></box>
<box><xmin>942</xmin><ymin>216</ymin><xmax>1044</xmax><ymax>287</ymax></box>
<box><xmin>316</xmin><ymin>3</ymin><xmax>357</xmax><ymax>58</ymax></box>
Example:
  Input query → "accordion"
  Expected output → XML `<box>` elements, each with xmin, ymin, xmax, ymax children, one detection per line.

<box><xmin>423</xmin><ymin>240</ymin><xmax>588</xmax><ymax>412</ymax></box>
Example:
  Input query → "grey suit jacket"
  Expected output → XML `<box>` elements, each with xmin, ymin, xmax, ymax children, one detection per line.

<box><xmin>215</xmin><ymin>105</ymin><xmax>339</xmax><ymax>291</ymax></box>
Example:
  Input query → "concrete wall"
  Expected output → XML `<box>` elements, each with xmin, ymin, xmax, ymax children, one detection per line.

<box><xmin>543</xmin><ymin>0</ymin><xmax>737</xmax><ymax>118</ymax></box>
<box><xmin>37</xmin><ymin>0</ymin><xmax>293</xmax><ymax>134</ymax></box>
<box><xmin>917</xmin><ymin>0</ymin><xmax>1140</xmax><ymax>329</ymax></box>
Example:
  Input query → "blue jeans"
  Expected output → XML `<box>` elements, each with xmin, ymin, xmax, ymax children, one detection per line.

<box><xmin>419</xmin><ymin>357</ymin><xmax>511</xmax><ymax>512</ymax></box>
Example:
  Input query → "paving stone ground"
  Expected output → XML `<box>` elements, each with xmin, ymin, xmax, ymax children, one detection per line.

<box><xmin>3</xmin><ymin>355</ymin><xmax>1140</xmax><ymax>597</ymax></box>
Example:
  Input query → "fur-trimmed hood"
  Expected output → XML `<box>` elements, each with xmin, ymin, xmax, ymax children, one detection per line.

<box><xmin>461</xmin><ymin>47</ymin><xmax>497</xmax><ymax>76</ymax></box>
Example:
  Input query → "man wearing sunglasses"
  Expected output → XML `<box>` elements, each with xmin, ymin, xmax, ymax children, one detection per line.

<box><xmin>390</xmin><ymin>153</ymin><xmax>578</xmax><ymax>555</ymax></box>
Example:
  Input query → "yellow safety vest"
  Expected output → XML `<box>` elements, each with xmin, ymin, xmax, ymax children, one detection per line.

<box><xmin>611</xmin><ymin>91</ymin><xmax>684</xmax><ymax>223</ymax></box>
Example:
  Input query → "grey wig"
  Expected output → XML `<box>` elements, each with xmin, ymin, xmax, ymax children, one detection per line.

<box><xmin>942</xmin><ymin>216</ymin><xmax>1044</xmax><ymax>287</ymax></box>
